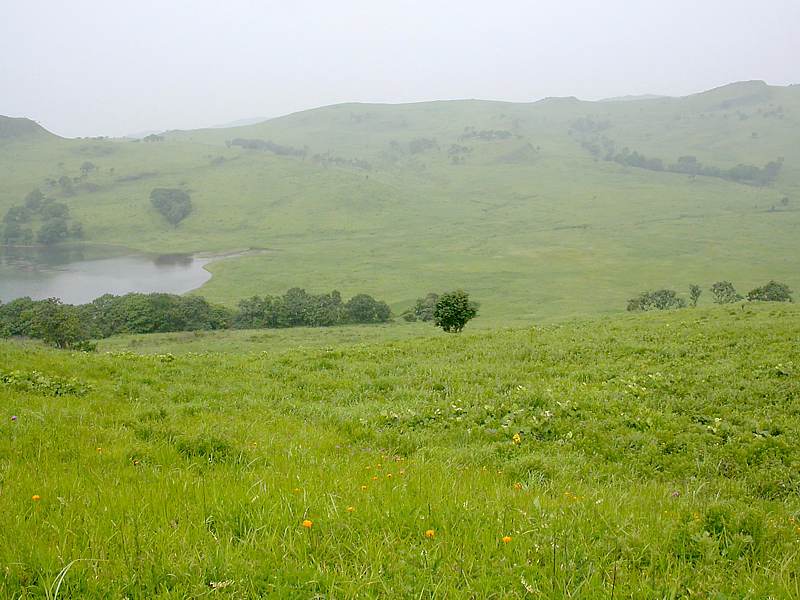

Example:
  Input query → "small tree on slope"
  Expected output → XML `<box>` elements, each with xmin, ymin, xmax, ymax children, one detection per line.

<box><xmin>434</xmin><ymin>290</ymin><xmax>478</xmax><ymax>333</ymax></box>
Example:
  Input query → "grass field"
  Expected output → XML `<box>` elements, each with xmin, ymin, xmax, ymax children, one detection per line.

<box><xmin>2</xmin><ymin>304</ymin><xmax>799</xmax><ymax>597</ymax></box>
<box><xmin>2</xmin><ymin>81</ymin><xmax>799</xmax><ymax>322</ymax></box>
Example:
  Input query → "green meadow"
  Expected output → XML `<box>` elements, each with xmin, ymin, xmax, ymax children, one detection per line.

<box><xmin>2</xmin><ymin>80</ymin><xmax>799</xmax><ymax>321</ymax></box>
<box><xmin>2</xmin><ymin>304</ymin><xmax>799</xmax><ymax>597</ymax></box>
<box><xmin>2</xmin><ymin>81</ymin><xmax>800</xmax><ymax>597</ymax></box>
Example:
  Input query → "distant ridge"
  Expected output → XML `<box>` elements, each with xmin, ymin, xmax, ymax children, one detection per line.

<box><xmin>599</xmin><ymin>94</ymin><xmax>669</xmax><ymax>102</ymax></box>
<box><xmin>0</xmin><ymin>116</ymin><xmax>55</xmax><ymax>140</ymax></box>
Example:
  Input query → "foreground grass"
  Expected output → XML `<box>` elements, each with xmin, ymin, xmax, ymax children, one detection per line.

<box><xmin>2</xmin><ymin>304</ymin><xmax>799</xmax><ymax>597</ymax></box>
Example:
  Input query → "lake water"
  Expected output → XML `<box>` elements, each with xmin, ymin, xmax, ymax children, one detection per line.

<box><xmin>0</xmin><ymin>245</ymin><xmax>213</xmax><ymax>304</ymax></box>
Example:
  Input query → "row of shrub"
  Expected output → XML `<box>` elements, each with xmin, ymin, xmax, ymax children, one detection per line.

<box><xmin>627</xmin><ymin>280</ymin><xmax>793</xmax><ymax>311</ymax></box>
<box><xmin>576</xmin><ymin>128</ymin><xmax>783</xmax><ymax>186</ymax></box>
<box><xmin>0</xmin><ymin>288</ymin><xmax>392</xmax><ymax>349</ymax></box>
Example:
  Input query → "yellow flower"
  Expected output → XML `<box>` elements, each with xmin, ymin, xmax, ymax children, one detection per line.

<box><xmin>346</xmin><ymin>506</ymin><xmax>355</xmax><ymax>513</ymax></box>
<box><xmin>32</xmin><ymin>494</ymin><xmax>41</xmax><ymax>502</ymax></box>
<box><xmin>513</xmin><ymin>482</ymin><xmax>523</xmax><ymax>490</ymax></box>
<box><xmin>302</xmin><ymin>519</ymin><xmax>313</xmax><ymax>529</ymax></box>
<box><xmin>96</xmin><ymin>447</ymin><xmax>103</xmax><ymax>453</ymax></box>
<box><xmin>512</xmin><ymin>432</ymin><xmax>522</xmax><ymax>445</ymax></box>
<box><xmin>360</xmin><ymin>485</ymin><xmax>368</xmax><ymax>491</ymax></box>
<box><xmin>386</xmin><ymin>473</ymin><xmax>393</xmax><ymax>478</ymax></box>
<box><xmin>372</xmin><ymin>476</ymin><xmax>378</xmax><ymax>481</ymax></box>
<box><xmin>399</xmin><ymin>470</ymin><xmax>405</xmax><ymax>475</ymax></box>
<box><xmin>424</xmin><ymin>529</ymin><xmax>435</xmax><ymax>539</ymax></box>
<box><xmin>502</xmin><ymin>535</ymin><xmax>512</xmax><ymax>544</ymax></box>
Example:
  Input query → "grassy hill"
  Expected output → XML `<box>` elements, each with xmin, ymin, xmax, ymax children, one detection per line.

<box><xmin>1</xmin><ymin>81</ymin><xmax>798</xmax><ymax>323</ymax></box>
<box><xmin>2</xmin><ymin>304</ymin><xmax>799</xmax><ymax>596</ymax></box>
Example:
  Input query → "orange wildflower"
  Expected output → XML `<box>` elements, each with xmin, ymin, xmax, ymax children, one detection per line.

<box><xmin>502</xmin><ymin>535</ymin><xmax>512</xmax><ymax>544</ymax></box>
<box><xmin>32</xmin><ymin>494</ymin><xmax>41</xmax><ymax>502</ymax></box>
<box><xmin>424</xmin><ymin>529</ymin><xmax>435</xmax><ymax>539</ymax></box>
<box><xmin>302</xmin><ymin>519</ymin><xmax>313</xmax><ymax>529</ymax></box>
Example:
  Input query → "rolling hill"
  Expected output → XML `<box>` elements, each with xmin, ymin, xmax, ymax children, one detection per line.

<box><xmin>1</xmin><ymin>80</ymin><xmax>798</xmax><ymax>323</ymax></box>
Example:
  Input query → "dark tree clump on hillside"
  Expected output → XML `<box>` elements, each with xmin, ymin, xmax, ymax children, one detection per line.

<box><xmin>689</xmin><ymin>284</ymin><xmax>702</xmax><ymax>307</ymax></box>
<box><xmin>710</xmin><ymin>281</ymin><xmax>743</xmax><ymax>304</ymax></box>
<box><xmin>627</xmin><ymin>289</ymin><xmax>686</xmax><ymax>312</ymax></box>
<box><xmin>434</xmin><ymin>290</ymin><xmax>478</xmax><ymax>333</ymax></box>
<box><xmin>150</xmin><ymin>188</ymin><xmax>193</xmax><ymax>226</ymax></box>
<box><xmin>747</xmin><ymin>281</ymin><xmax>793</xmax><ymax>303</ymax></box>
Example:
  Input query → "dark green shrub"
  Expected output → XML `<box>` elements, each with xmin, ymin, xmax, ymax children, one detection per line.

<box><xmin>747</xmin><ymin>280</ymin><xmax>792</xmax><ymax>302</ymax></box>
<box><xmin>434</xmin><ymin>290</ymin><xmax>478</xmax><ymax>332</ymax></box>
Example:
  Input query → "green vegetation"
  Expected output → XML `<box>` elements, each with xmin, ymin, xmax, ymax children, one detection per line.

<box><xmin>0</xmin><ymin>288</ymin><xmax>394</xmax><ymax>349</ymax></box>
<box><xmin>1</xmin><ymin>80</ymin><xmax>798</xmax><ymax>322</ymax></box>
<box><xmin>627</xmin><ymin>289</ymin><xmax>686</xmax><ymax>312</ymax></box>
<box><xmin>1</xmin><ymin>188</ymin><xmax>83</xmax><ymax>245</ymax></box>
<box><xmin>2</xmin><ymin>304</ymin><xmax>799</xmax><ymax>596</ymax></box>
<box><xmin>149</xmin><ymin>188</ymin><xmax>193</xmax><ymax>227</ymax></box>
<box><xmin>747</xmin><ymin>280</ymin><xmax>793</xmax><ymax>303</ymax></box>
<box><xmin>711</xmin><ymin>281</ymin><xmax>743</xmax><ymax>304</ymax></box>
<box><xmin>433</xmin><ymin>289</ymin><xmax>479</xmax><ymax>332</ymax></box>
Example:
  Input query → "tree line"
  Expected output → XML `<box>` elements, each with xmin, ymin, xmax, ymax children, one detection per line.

<box><xmin>0</xmin><ymin>288</ymin><xmax>392</xmax><ymax>350</ymax></box>
<box><xmin>571</xmin><ymin>120</ymin><xmax>784</xmax><ymax>186</ymax></box>
<box><xmin>628</xmin><ymin>280</ymin><xmax>792</xmax><ymax>311</ymax></box>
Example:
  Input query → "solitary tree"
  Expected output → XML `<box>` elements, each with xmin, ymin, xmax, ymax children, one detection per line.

<box><xmin>689</xmin><ymin>284</ymin><xmax>702</xmax><ymax>307</ymax></box>
<box><xmin>710</xmin><ymin>281</ymin><xmax>742</xmax><ymax>304</ymax></box>
<box><xmin>434</xmin><ymin>290</ymin><xmax>478</xmax><ymax>332</ymax></box>
<box><xmin>747</xmin><ymin>281</ymin><xmax>793</xmax><ymax>302</ymax></box>
<box><xmin>150</xmin><ymin>188</ymin><xmax>193</xmax><ymax>227</ymax></box>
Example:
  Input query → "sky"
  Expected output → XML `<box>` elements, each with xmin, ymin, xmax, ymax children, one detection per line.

<box><xmin>1</xmin><ymin>0</ymin><xmax>798</xmax><ymax>138</ymax></box>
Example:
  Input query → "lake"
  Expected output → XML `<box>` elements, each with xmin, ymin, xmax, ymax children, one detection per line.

<box><xmin>0</xmin><ymin>245</ymin><xmax>213</xmax><ymax>304</ymax></box>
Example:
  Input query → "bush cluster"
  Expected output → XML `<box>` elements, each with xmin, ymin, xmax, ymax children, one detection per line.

<box><xmin>628</xmin><ymin>280</ymin><xmax>792</xmax><ymax>311</ymax></box>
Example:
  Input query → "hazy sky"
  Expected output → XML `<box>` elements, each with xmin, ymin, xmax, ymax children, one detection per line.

<box><xmin>1</xmin><ymin>0</ymin><xmax>798</xmax><ymax>137</ymax></box>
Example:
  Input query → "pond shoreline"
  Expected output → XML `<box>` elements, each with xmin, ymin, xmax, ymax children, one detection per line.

<box><xmin>0</xmin><ymin>245</ymin><xmax>272</xmax><ymax>304</ymax></box>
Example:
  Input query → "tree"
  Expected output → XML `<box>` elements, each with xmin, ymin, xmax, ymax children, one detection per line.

<box><xmin>3</xmin><ymin>205</ymin><xmax>31</xmax><ymax>224</ymax></box>
<box><xmin>23</xmin><ymin>298</ymin><xmax>87</xmax><ymax>348</ymax></box>
<box><xmin>40</xmin><ymin>201</ymin><xmax>70</xmax><ymax>219</ymax></box>
<box><xmin>626</xmin><ymin>289</ymin><xmax>686</xmax><ymax>312</ymax></box>
<box><xmin>747</xmin><ymin>281</ymin><xmax>793</xmax><ymax>303</ymax></box>
<box><xmin>710</xmin><ymin>281</ymin><xmax>742</xmax><ymax>304</ymax></box>
<box><xmin>24</xmin><ymin>188</ymin><xmax>45</xmax><ymax>211</ymax></box>
<box><xmin>344</xmin><ymin>293</ymin><xmax>391</xmax><ymax>324</ymax></box>
<box><xmin>411</xmin><ymin>292</ymin><xmax>439</xmax><ymax>322</ymax></box>
<box><xmin>150</xmin><ymin>188</ymin><xmax>193</xmax><ymax>227</ymax></box>
<box><xmin>80</xmin><ymin>161</ymin><xmax>96</xmax><ymax>177</ymax></box>
<box><xmin>434</xmin><ymin>290</ymin><xmax>478</xmax><ymax>332</ymax></box>
<box><xmin>37</xmin><ymin>218</ymin><xmax>69</xmax><ymax>244</ymax></box>
<box><xmin>58</xmin><ymin>175</ymin><xmax>74</xmax><ymax>196</ymax></box>
<box><xmin>689</xmin><ymin>284</ymin><xmax>702</xmax><ymax>307</ymax></box>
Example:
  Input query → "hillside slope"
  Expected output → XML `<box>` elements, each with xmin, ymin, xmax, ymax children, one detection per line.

<box><xmin>0</xmin><ymin>81</ymin><xmax>798</xmax><ymax>322</ymax></box>
<box><xmin>2</xmin><ymin>305</ymin><xmax>799</xmax><ymax>596</ymax></box>
<box><xmin>0</xmin><ymin>116</ymin><xmax>55</xmax><ymax>140</ymax></box>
